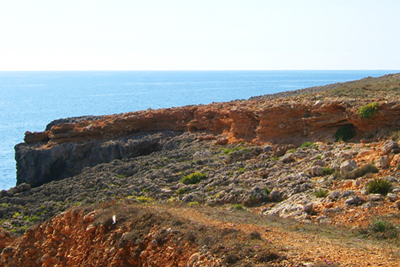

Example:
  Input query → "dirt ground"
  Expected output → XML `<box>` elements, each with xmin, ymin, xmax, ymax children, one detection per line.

<box><xmin>1</xmin><ymin>201</ymin><xmax>399</xmax><ymax>266</ymax></box>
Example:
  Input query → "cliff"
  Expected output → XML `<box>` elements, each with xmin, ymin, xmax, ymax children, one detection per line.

<box><xmin>18</xmin><ymin>81</ymin><xmax>400</xmax><ymax>187</ymax></box>
<box><xmin>3</xmin><ymin>73</ymin><xmax>400</xmax><ymax>266</ymax></box>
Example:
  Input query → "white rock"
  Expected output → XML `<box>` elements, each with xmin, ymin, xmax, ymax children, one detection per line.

<box><xmin>378</xmin><ymin>155</ymin><xmax>390</xmax><ymax>169</ymax></box>
<box><xmin>368</xmin><ymin>194</ymin><xmax>382</xmax><ymax>201</ymax></box>
<box><xmin>340</xmin><ymin>160</ymin><xmax>357</xmax><ymax>175</ymax></box>
<box><xmin>387</xmin><ymin>193</ymin><xmax>398</xmax><ymax>202</ymax></box>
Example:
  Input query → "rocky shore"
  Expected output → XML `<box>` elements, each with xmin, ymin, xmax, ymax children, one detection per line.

<box><xmin>1</xmin><ymin>73</ymin><xmax>400</xmax><ymax>266</ymax></box>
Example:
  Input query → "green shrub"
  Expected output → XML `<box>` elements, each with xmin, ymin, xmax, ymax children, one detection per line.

<box><xmin>232</xmin><ymin>204</ymin><xmax>244</xmax><ymax>210</ymax></box>
<box><xmin>362</xmin><ymin>220</ymin><xmax>398</xmax><ymax>239</ymax></box>
<box><xmin>322</xmin><ymin>167</ymin><xmax>335</xmax><ymax>176</ymax></box>
<box><xmin>343</xmin><ymin>164</ymin><xmax>379</xmax><ymax>180</ymax></box>
<box><xmin>358</xmin><ymin>102</ymin><xmax>379</xmax><ymax>120</ymax></box>
<box><xmin>177</xmin><ymin>188</ymin><xmax>187</xmax><ymax>195</ymax></box>
<box><xmin>300</xmin><ymin>141</ymin><xmax>315</xmax><ymax>148</ymax></box>
<box><xmin>23</xmin><ymin>215</ymin><xmax>39</xmax><ymax>222</ymax></box>
<box><xmin>264</xmin><ymin>187</ymin><xmax>271</xmax><ymax>195</ymax></box>
<box><xmin>313</xmin><ymin>188</ymin><xmax>329</xmax><ymax>198</ymax></box>
<box><xmin>135</xmin><ymin>196</ymin><xmax>154</xmax><ymax>202</ymax></box>
<box><xmin>366</xmin><ymin>178</ymin><xmax>392</xmax><ymax>195</ymax></box>
<box><xmin>334</xmin><ymin>124</ymin><xmax>355</xmax><ymax>142</ymax></box>
<box><xmin>181</xmin><ymin>172</ymin><xmax>207</xmax><ymax>185</ymax></box>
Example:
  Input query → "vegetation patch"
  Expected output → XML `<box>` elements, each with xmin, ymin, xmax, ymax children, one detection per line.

<box><xmin>181</xmin><ymin>172</ymin><xmax>207</xmax><ymax>185</ymax></box>
<box><xmin>361</xmin><ymin>219</ymin><xmax>398</xmax><ymax>240</ymax></box>
<box><xmin>358</xmin><ymin>102</ymin><xmax>379</xmax><ymax>120</ymax></box>
<box><xmin>366</xmin><ymin>178</ymin><xmax>392</xmax><ymax>195</ymax></box>
<box><xmin>313</xmin><ymin>188</ymin><xmax>329</xmax><ymax>198</ymax></box>
<box><xmin>232</xmin><ymin>204</ymin><xmax>244</xmax><ymax>210</ymax></box>
<box><xmin>135</xmin><ymin>196</ymin><xmax>154</xmax><ymax>203</ymax></box>
<box><xmin>300</xmin><ymin>141</ymin><xmax>318</xmax><ymax>150</ymax></box>
<box><xmin>322</xmin><ymin>167</ymin><xmax>335</xmax><ymax>176</ymax></box>
<box><xmin>334</xmin><ymin>124</ymin><xmax>355</xmax><ymax>142</ymax></box>
<box><xmin>339</xmin><ymin>164</ymin><xmax>379</xmax><ymax>180</ymax></box>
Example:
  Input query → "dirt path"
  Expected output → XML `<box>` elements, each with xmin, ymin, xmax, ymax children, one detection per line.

<box><xmin>156</xmin><ymin>205</ymin><xmax>400</xmax><ymax>266</ymax></box>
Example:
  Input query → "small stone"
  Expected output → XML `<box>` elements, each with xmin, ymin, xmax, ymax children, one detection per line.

<box><xmin>280</xmin><ymin>153</ymin><xmax>295</xmax><ymax>163</ymax></box>
<box><xmin>381</xmin><ymin>140</ymin><xmax>398</xmax><ymax>155</ymax></box>
<box><xmin>341</xmin><ymin>190</ymin><xmax>354</xmax><ymax>198</ymax></box>
<box><xmin>263</xmin><ymin>145</ymin><xmax>272</xmax><ymax>153</ymax></box>
<box><xmin>304</xmin><ymin>203</ymin><xmax>313</xmax><ymax>214</ymax></box>
<box><xmin>394</xmin><ymin>200</ymin><xmax>400</xmax><ymax>209</ymax></box>
<box><xmin>368</xmin><ymin>194</ymin><xmax>382</xmax><ymax>201</ymax></box>
<box><xmin>328</xmin><ymin>191</ymin><xmax>341</xmax><ymax>201</ymax></box>
<box><xmin>387</xmin><ymin>193</ymin><xmax>398</xmax><ymax>202</ymax></box>
<box><xmin>345</xmin><ymin>196</ymin><xmax>365</xmax><ymax>206</ymax></box>
<box><xmin>378</xmin><ymin>155</ymin><xmax>390</xmax><ymax>169</ymax></box>
<box><xmin>393</xmin><ymin>188</ymin><xmax>400</xmax><ymax>194</ymax></box>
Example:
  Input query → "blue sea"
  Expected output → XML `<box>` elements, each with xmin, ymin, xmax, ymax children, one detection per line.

<box><xmin>0</xmin><ymin>70</ymin><xmax>397</xmax><ymax>190</ymax></box>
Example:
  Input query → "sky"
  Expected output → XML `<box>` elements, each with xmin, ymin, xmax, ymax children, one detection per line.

<box><xmin>0</xmin><ymin>0</ymin><xmax>399</xmax><ymax>71</ymax></box>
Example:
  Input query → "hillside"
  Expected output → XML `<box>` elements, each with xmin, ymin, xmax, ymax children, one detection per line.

<box><xmin>1</xmin><ymin>73</ymin><xmax>400</xmax><ymax>266</ymax></box>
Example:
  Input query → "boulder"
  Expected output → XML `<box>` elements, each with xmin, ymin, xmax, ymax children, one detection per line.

<box><xmin>344</xmin><ymin>196</ymin><xmax>365</xmax><ymax>206</ymax></box>
<box><xmin>381</xmin><ymin>140</ymin><xmax>399</xmax><ymax>155</ymax></box>
<box><xmin>377</xmin><ymin>155</ymin><xmax>390</xmax><ymax>169</ymax></box>
<box><xmin>340</xmin><ymin>160</ymin><xmax>357</xmax><ymax>176</ymax></box>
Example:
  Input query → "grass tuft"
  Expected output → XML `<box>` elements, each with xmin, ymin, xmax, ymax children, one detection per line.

<box><xmin>313</xmin><ymin>188</ymin><xmax>329</xmax><ymax>198</ymax></box>
<box><xmin>181</xmin><ymin>172</ymin><xmax>207</xmax><ymax>185</ymax></box>
<box><xmin>366</xmin><ymin>178</ymin><xmax>392</xmax><ymax>195</ymax></box>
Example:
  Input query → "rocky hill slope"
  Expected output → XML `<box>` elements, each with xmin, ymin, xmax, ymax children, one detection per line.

<box><xmin>1</xmin><ymin>73</ymin><xmax>400</xmax><ymax>266</ymax></box>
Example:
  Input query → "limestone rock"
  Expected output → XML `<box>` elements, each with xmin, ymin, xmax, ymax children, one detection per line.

<box><xmin>344</xmin><ymin>196</ymin><xmax>365</xmax><ymax>206</ymax></box>
<box><xmin>387</xmin><ymin>193</ymin><xmax>398</xmax><ymax>202</ymax></box>
<box><xmin>378</xmin><ymin>155</ymin><xmax>390</xmax><ymax>169</ymax></box>
<box><xmin>280</xmin><ymin>153</ymin><xmax>295</xmax><ymax>163</ymax></box>
<box><xmin>15</xmin><ymin>135</ymin><xmax>163</xmax><ymax>187</ymax></box>
<box><xmin>381</xmin><ymin>140</ymin><xmax>399</xmax><ymax>155</ymax></box>
<box><xmin>340</xmin><ymin>160</ymin><xmax>357</xmax><ymax>176</ymax></box>
<box><xmin>368</xmin><ymin>194</ymin><xmax>382</xmax><ymax>201</ymax></box>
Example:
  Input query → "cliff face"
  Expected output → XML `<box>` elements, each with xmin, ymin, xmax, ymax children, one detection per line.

<box><xmin>17</xmin><ymin>96</ymin><xmax>400</xmax><ymax>187</ymax></box>
<box><xmin>15</xmin><ymin>135</ymin><xmax>163</xmax><ymax>187</ymax></box>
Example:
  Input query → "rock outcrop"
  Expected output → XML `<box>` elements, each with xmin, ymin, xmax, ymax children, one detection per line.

<box><xmin>15</xmin><ymin>134</ymin><xmax>164</xmax><ymax>187</ymax></box>
<box><xmin>17</xmin><ymin>96</ymin><xmax>400</xmax><ymax>187</ymax></box>
<box><xmin>23</xmin><ymin>99</ymin><xmax>400</xmax><ymax>147</ymax></box>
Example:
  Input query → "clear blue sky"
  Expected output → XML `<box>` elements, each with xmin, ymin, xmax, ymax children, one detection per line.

<box><xmin>1</xmin><ymin>0</ymin><xmax>399</xmax><ymax>70</ymax></box>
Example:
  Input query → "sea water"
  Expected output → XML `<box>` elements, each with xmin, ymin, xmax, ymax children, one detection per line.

<box><xmin>0</xmin><ymin>70</ymin><xmax>397</xmax><ymax>190</ymax></box>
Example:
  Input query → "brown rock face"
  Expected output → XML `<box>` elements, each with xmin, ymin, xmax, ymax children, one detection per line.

<box><xmin>0</xmin><ymin>206</ymin><xmax>206</xmax><ymax>267</ymax></box>
<box><xmin>24</xmin><ymin>131</ymin><xmax>50</xmax><ymax>143</ymax></box>
<box><xmin>24</xmin><ymin>98</ymin><xmax>400</xmax><ymax>146</ymax></box>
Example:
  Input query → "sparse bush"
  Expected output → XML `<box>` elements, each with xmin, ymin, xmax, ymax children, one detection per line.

<box><xmin>334</xmin><ymin>124</ymin><xmax>355</xmax><ymax>142</ymax></box>
<box><xmin>23</xmin><ymin>215</ymin><xmax>39</xmax><ymax>222</ymax></box>
<box><xmin>232</xmin><ymin>204</ymin><xmax>244</xmax><ymax>210</ymax></box>
<box><xmin>264</xmin><ymin>187</ymin><xmax>271</xmax><ymax>195</ymax></box>
<box><xmin>343</xmin><ymin>164</ymin><xmax>379</xmax><ymax>180</ymax></box>
<box><xmin>300</xmin><ymin>141</ymin><xmax>315</xmax><ymax>149</ymax></box>
<box><xmin>358</xmin><ymin>102</ymin><xmax>379</xmax><ymax>120</ymax></box>
<box><xmin>135</xmin><ymin>196</ymin><xmax>154</xmax><ymax>202</ymax></box>
<box><xmin>181</xmin><ymin>172</ymin><xmax>207</xmax><ymax>184</ymax></box>
<box><xmin>366</xmin><ymin>178</ymin><xmax>392</xmax><ymax>195</ymax></box>
<box><xmin>362</xmin><ymin>220</ymin><xmax>398</xmax><ymax>239</ymax></box>
<box><xmin>322</xmin><ymin>167</ymin><xmax>335</xmax><ymax>176</ymax></box>
<box><xmin>314</xmin><ymin>188</ymin><xmax>329</xmax><ymax>198</ymax></box>
<box><xmin>177</xmin><ymin>188</ymin><xmax>187</xmax><ymax>195</ymax></box>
